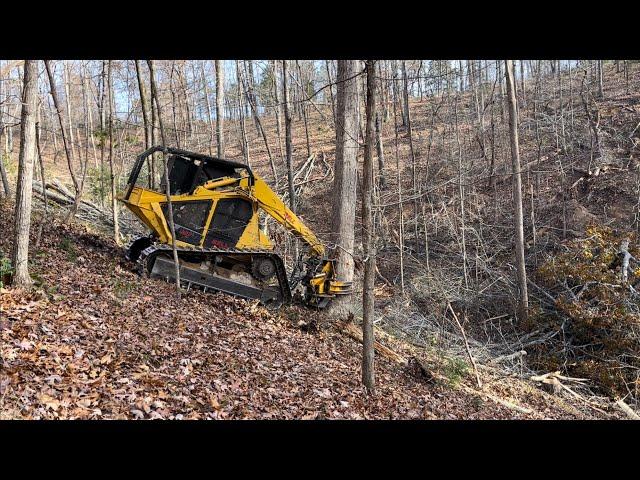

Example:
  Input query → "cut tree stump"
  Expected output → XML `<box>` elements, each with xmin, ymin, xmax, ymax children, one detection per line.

<box><xmin>615</xmin><ymin>399</ymin><xmax>640</xmax><ymax>420</ymax></box>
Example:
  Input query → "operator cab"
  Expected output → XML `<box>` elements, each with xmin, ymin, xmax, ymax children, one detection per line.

<box><xmin>162</xmin><ymin>155</ymin><xmax>241</xmax><ymax>196</ymax></box>
<box><xmin>122</xmin><ymin>146</ymin><xmax>253</xmax><ymax>202</ymax></box>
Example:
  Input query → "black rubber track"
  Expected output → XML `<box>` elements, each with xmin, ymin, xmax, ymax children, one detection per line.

<box><xmin>136</xmin><ymin>244</ymin><xmax>292</xmax><ymax>307</ymax></box>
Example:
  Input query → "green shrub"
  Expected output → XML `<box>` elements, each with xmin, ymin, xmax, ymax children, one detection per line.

<box><xmin>2</xmin><ymin>152</ymin><xmax>16</xmax><ymax>178</ymax></box>
<box><xmin>536</xmin><ymin>224</ymin><xmax>640</xmax><ymax>399</ymax></box>
<box><xmin>93</xmin><ymin>129</ymin><xmax>109</xmax><ymax>148</ymax></box>
<box><xmin>113</xmin><ymin>278</ymin><xmax>135</xmax><ymax>300</ymax></box>
<box><xmin>443</xmin><ymin>357</ymin><xmax>468</xmax><ymax>386</ymax></box>
<box><xmin>86</xmin><ymin>166</ymin><xmax>111</xmax><ymax>202</ymax></box>
<box><xmin>0</xmin><ymin>256</ymin><xmax>12</xmax><ymax>288</ymax></box>
<box><xmin>59</xmin><ymin>238</ymin><xmax>78</xmax><ymax>262</ymax></box>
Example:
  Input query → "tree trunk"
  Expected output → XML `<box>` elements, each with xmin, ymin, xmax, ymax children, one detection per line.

<box><xmin>505</xmin><ymin>60</ymin><xmax>529</xmax><ymax>323</ymax></box>
<box><xmin>64</xmin><ymin>63</ymin><xmax>80</xmax><ymax>170</ymax></box>
<box><xmin>519</xmin><ymin>60</ymin><xmax>526</xmax><ymax>109</ymax></box>
<box><xmin>401</xmin><ymin>61</ymin><xmax>410</xmax><ymax>127</ymax></box>
<box><xmin>241</xmin><ymin>61</ymin><xmax>277</xmax><ymax>183</ymax></box>
<box><xmin>402</xmin><ymin>61</ymin><xmax>419</xmax><ymax>245</ymax></box>
<box><xmin>597</xmin><ymin>60</ymin><xmax>604</xmax><ymax>99</ymax></box>
<box><xmin>178</xmin><ymin>62</ymin><xmax>193</xmax><ymax>138</ymax></box>
<box><xmin>245</xmin><ymin>60</ymin><xmax>260</xmax><ymax>133</ymax></box>
<box><xmin>200</xmin><ymin>61</ymin><xmax>215</xmax><ymax>156</ymax></box>
<box><xmin>362</xmin><ymin>60</ymin><xmax>377</xmax><ymax>394</ymax></box>
<box><xmin>328</xmin><ymin>59</ymin><xmax>360</xmax><ymax>317</ymax></box>
<box><xmin>11</xmin><ymin>60</ymin><xmax>38</xmax><ymax>288</ymax></box>
<box><xmin>99</xmin><ymin>60</ymin><xmax>107</xmax><ymax>206</ymax></box>
<box><xmin>107</xmin><ymin>61</ymin><xmax>120</xmax><ymax>245</ymax></box>
<box><xmin>135</xmin><ymin>60</ymin><xmax>155</xmax><ymax>187</ymax></box>
<box><xmin>454</xmin><ymin>95</ymin><xmax>469</xmax><ymax>288</ymax></box>
<box><xmin>325</xmin><ymin>60</ymin><xmax>337</xmax><ymax>129</ymax></box>
<box><xmin>148</xmin><ymin>60</ymin><xmax>181</xmax><ymax>297</ymax></box>
<box><xmin>282</xmin><ymin>60</ymin><xmax>295</xmax><ymax>212</ymax></box>
<box><xmin>135</xmin><ymin>60</ymin><xmax>152</xmax><ymax>150</ymax></box>
<box><xmin>392</xmin><ymin>70</ymin><xmax>405</xmax><ymax>294</ymax></box>
<box><xmin>271</xmin><ymin>60</ymin><xmax>284</xmax><ymax>162</ymax></box>
<box><xmin>44</xmin><ymin>60</ymin><xmax>81</xmax><ymax>222</ymax></box>
<box><xmin>0</xmin><ymin>146</ymin><xmax>10</xmax><ymax>197</ymax></box>
<box><xmin>35</xmin><ymin>110</ymin><xmax>48</xmax><ymax>250</ymax></box>
<box><xmin>235</xmin><ymin>61</ymin><xmax>250</xmax><ymax>166</ymax></box>
<box><xmin>215</xmin><ymin>60</ymin><xmax>225</xmax><ymax>157</ymax></box>
<box><xmin>67</xmin><ymin>65</ymin><xmax>86</xmax><ymax>210</ymax></box>
<box><xmin>169</xmin><ymin>64</ymin><xmax>181</xmax><ymax>148</ymax></box>
<box><xmin>82</xmin><ymin>62</ymin><xmax>98</xmax><ymax>171</ymax></box>
<box><xmin>375</xmin><ymin>112</ymin><xmax>386</xmax><ymax>189</ymax></box>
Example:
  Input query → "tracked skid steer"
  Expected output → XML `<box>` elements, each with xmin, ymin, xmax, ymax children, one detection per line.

<box><xmin>118</xmin><ymin>146</ymin><xmax>352</xmax><ymax>308</ymax></box>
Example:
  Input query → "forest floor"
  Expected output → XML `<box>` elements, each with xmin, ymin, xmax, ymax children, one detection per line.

<box><xmin>0</xmin><ymin>199</ymin><xmax>611</xmax><ymax>419</ymax></box>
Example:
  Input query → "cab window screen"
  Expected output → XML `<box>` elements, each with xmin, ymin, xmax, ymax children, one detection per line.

<box><xmin>163</xmin><ymin>155</ymin><xmax>241</xmax><ymax>194</ymax></box>
<box><xmin>204</xmin><ymin>198</ymin><xmax>253</xmax><ymax>248</ymax></box>
<box><xmin>161</xmin><ymin>200</ymin><xmax>212</xmax><ymax>245</ymax></box>
<box><xmin>162</xmin><ymin>155</ymin><xmax>199</xmax><ymax>195</ymax></box>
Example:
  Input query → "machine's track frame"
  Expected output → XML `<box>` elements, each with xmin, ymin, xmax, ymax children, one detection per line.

<box><xmin>136</xmin><ymin>243</ymin><xmax>292</xmax><ymax>308</ymax></box>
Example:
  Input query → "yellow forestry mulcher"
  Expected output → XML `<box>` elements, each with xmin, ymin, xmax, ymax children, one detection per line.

<box><xmin>118</xmin><ymin>146</ymin><xmax>352</xmax><ymax>308</ymax></box>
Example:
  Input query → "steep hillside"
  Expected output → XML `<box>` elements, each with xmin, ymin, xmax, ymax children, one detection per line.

<box><xmin>0</xmin><ymin>199</ymin><xmax>605</xmax><ymax>419</ymax></box>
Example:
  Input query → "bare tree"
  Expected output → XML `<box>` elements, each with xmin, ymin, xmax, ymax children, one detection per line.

<box><xmin>0</xmin><ymin>63</ymin><xmax>9</xmax><ymax>197</ymax></box>
<box><xmin>270</xmin><ymin>60</ymin><xmax>284</xmax><ymax>161</ymax></box>
<box><xmin>215</xmin><ymin>60</ymin><xmax>225</xmax><ymax>157</ymax></box>
<box><xmin>135</xmin><ymin>60</ymin><xmax>156</xmax><ymax>187</ymax></box>
<box><xmin>200</xmin><ymin>61</ymin><xmax>215</xmax><ymax>156</ymax></box>
<box><xmin>11</xmin><ymin>60</ymin><xmax>39</xmax><ymax>288</ymax></box>
<box><xmin>281</xmin><ymin>60</ymin><xmax>295</xmax><ymax>212</ymax></box>
<box><xmin>44</xmin><ymin>60</ymin><xmax>82</xmax><ymax>222</ymax></box>
<box><xmin>328</xmin><ymin>60</ymin><xmax>360</xmax><ymax>316</ymax></box>
<box><xmin>98</xmin><ymin>60</ymin><xmax>107</xmax><ymax>206</ymax></box>
<box><xmin>362</xmin><ymin>60</ymin><xmax>377</xmax><ymax>393</ymax></box>
<box><xmin>375</xmin><ymin>112</ymin><xmax>386</xmax><ymax>189</ymax></box>
<box><xmin>235</xmin><ymin>61</ymin><xmax>250</xmax><ymax>166</ymax></box>
<box><xmin>106</xmin><ymin>61</ymin><xmax>121</xmax><ymax>245</ymax></box>
<box><xmin>296</xmin><ymin>61</ymin><xmax>312</xmax><ymax>159</ymax></box>
<box><xmin>392</xmin><ymin>69</ymin><xmax>405</xmax><ymax>294</ymax></box>
<box><xmin>325</xmin><ymin>60</ymin><xmax>337</xmax><ymax>128</ymax></box>
<box><xmin>148</xmin><ymin>60</ymin><xmax>181</xmax><ymax>297</ymax></box>
<box><xmin>402</xmin><ymin>61</ymin><xmax>419</xmax><ymax>244</ymax></box>
<box><xmin>505</xmin><ymin>60</ymin><xmax>529</xmax><ymax>322</ymax></box>
<box><xmin>135</xmin><ymin>61</ymin><xmax>152</xmax><ymax>150</ymax></box>
<box><xmin>241</xmin><ymin>60</ymin><xmax>278</xmax><ymax>182</ymax></box>
<box><xmin>34</xmin><ymin>108</ymin><xmax>48</xmax><ymax>250</ymax></box>
<box><xmin>597</xmin><ymin>60</ymin><xmax>604</xmax><ymax>99</ymax></box>
<box><xmin>401</xmin><ymin>61</ymin><xmax>410</xmax><ymax>127</ymax></box>
<box><xmin>0</xmin><ymin>149</ymin><xmax>10</xmax><ymax>197</ymax></box>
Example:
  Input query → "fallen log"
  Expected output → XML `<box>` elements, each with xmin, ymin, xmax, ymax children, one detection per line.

<box><xmin>619</xmin><ymin>238</ymin><xmax>635</xmax><ymax>283</ymax></box>
<box><xmin>488</xmin><ymin>350</ymin><xmax>527</xmax><ymax>365</ymax></box>
<box><xmin>615</xmin><ymin>399</ymin><xmax>640</xmax><ymax>420</ymax></box>
<box><xmin>470</xmin><ymin>389</ymin><xmax>533</xmax><ymax>415</ymax></box>
<box><xmin>531</xmin><ymin>371</ymin><xmax>589</xmax><ymax>385</ymax></box>
<box><xmin>337</xmin><ymin>320</ymin><xmax>407</xmax><ymax>365</ymax></box>
<box><xmin>530</xmin><ymin>371</ymin><xmax>610</xmax><ymax>415</ymax></box>
<box><xmin>32</xmin><ymin>181</ymin><xmax>140</xmax><ymax>235</ymax></box>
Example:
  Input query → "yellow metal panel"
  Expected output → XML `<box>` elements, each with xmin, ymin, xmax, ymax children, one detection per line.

<box><xmin>150</xmin><ymin>202</ymin><xmax>171</xmax><ymax>244</ymax></box>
